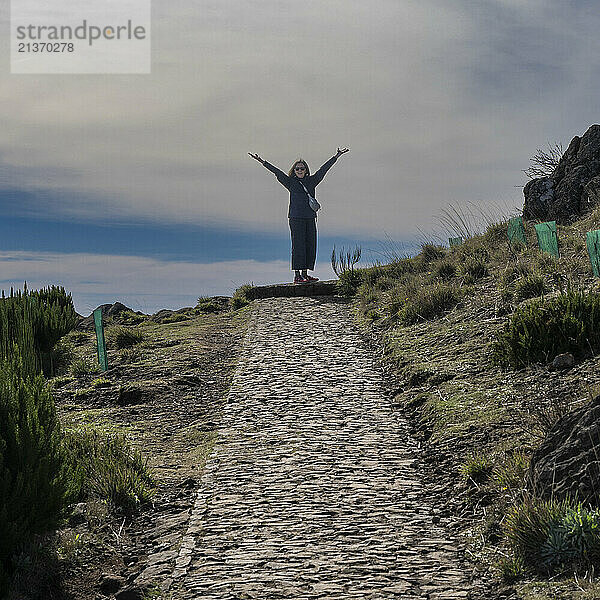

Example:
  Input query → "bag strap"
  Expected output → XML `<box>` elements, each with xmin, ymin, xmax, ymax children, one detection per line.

<box><xmin>298</xmin><ymin>179</ymin><xmax>319</xmax><ymax>221</ymax></box>
<box><xmin>298</xmin><ymin>180</ymin><xmax>315</xmax><ymax>200</ymax></box>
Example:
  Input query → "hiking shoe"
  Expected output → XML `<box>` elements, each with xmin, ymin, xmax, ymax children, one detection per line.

<box><xmin>304</xmin><ymin>275</ymin><xmax>319</xmax><ymax>282</ymax></box>
<box><xmin>293</xmin><ymin>274</ymin><xmax>307</xmax><ymax>284</ymax></box>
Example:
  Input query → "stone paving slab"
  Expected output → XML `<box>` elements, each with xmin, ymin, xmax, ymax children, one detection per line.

<box><xmin>171</xmin><ymin>297</ymin><xmax>472</xmax><ymax>599</ymax></box>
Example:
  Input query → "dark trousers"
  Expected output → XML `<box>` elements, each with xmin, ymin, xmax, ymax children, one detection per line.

<box><xmin>288</xmin><ymin>217</ymin><xmax>317</xmax><ymax>270</ymax></box>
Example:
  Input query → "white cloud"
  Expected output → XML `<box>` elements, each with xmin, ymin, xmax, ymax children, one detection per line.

<box><xmin>0</xmin><ymin>250</ymin><xmax>332</xmax><ymax>315</ymax></box>
<box><xmin>1</xmin><ymin>0</ymin><xmax>599</xmax><ymax>238</ymax></box>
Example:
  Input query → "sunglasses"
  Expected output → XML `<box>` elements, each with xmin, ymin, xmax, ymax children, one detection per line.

<box><xmin>294</xmin><ymin>166</ymin><xmax>306</xmax><ymax>171</ymax></box>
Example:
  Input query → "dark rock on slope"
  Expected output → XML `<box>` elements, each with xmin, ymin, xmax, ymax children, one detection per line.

<box><xmin>524</xmin><ymin>124</ymin><xmax>600</xmax><ymax>223</ymax></box>
<box><xmin>527</xmin><ymin>395</ymin><xmax>600</xmax><ymax>504</ymax></box>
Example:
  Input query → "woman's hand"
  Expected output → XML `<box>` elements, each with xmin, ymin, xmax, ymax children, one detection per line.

<box><xmin>335</xmin><ymin>147</ymin><xmax>349</xmax><ymax>158</ymax></box>
<box><xmin>248</xmin><ymin>152</ymin><xmax>265</xmax><ymax>165</ymax></box>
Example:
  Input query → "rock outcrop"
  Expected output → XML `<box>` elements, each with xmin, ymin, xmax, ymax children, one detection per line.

<box><xmin>523</xmin><ymin>124</ymin><xmax>600</xmax><ymax>223</ymax></box>
<box><xmin>76</xmin><ymin>301</ymin><xmax>144</xmax><ymax>330</ymax></box>
<box><xmin>527</xmin><ymin>395</ymin><xmax>600</xmax><ymax>504</ymax></box>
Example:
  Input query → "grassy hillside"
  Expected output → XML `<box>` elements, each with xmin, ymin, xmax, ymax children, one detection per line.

<box><xmin>349</xmin><ymin>204</ymin><xmax>600</xmax><ymax>599</ymax></box>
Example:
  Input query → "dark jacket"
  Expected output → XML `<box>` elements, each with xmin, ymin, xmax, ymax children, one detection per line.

<box><xmin>263</xmin><ymin>155</ymin><xmax>338</xmax><ymax>218</ymax></box>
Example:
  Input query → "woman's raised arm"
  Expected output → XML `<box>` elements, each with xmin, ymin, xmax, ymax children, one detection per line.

<box><xmin>312</xmin><ymin>147</ymin><xmax>349</xmax><ymax>186</ymax></box>
<box><xmin>249</xmin><ymin>152</ymin><xmax>291</xmax><ymax>189</ymax></box>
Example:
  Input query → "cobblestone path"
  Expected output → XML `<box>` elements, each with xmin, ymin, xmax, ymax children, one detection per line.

<box><xmin>171</xmin><ymin>297</ymin><xmax>471</xmax><ymax>599</ymax></box>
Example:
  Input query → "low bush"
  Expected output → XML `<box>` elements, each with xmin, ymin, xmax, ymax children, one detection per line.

<box><xmin>504</xmin><ymin>497</ymin><xmax>600</xmax><ymax>574</ymax></box>
<box><xmin>434</xmin><ymin>259</ymin><xmax>457</xmax><ymax>280</ymax></box>
<box><xmin>491</xmin><ymin>289</ymin><xmax>600</xmax><ymax>368</ymax></box>
<box><xmin>42</xmin><ymin>337</ymin><xmax>75</xmax><ymax>377</ymax></box>
<box><xmin>196</xmin><ymin>296</ymin><xmax>223</xmax><ymax>313</ymax></box>
<box><xmin>0</xmin><ymin>353</ymin><xmax>67</xmax><ymax>595</ymax></box>
<box><xmin>71</xmin><ymin>357</ymin><xmax>101</xmax><ymax>378</ymax></box>
<box><xmin>386</xmin><ymin>257</ymin><xmax>416</xmax><ymax>278</ymax></box>
<box><xmin>460</xmin><ymin>256</ymin><xmax>488</xmax><ymax>283</ymax></box>
<box><xmin>499</xmin><ymin>261</ymin><xmax>532</xmax><ymax>287</ymax></box>
<box><xmin>360</xmin><ymin>265</ymin><xmax>388</xmax><ymax>289</ymax></box>
<box><xmin>492</xmin><ymin>451</ymin><xmax>529</xmax><ymax>498</ymax></box>
<box><xmin>107</xmin><ymin>325</ymin><xmax>144</xmax><ymax>349</ymax></box>
<box><xmin>62</xmin><ymin>428</ymin><xmax>155</xmax><ymax>513</ymax></box>
<box><xmin>117</xmin><ymin>310</ymin><xmax>146</xmax><ymax>326</ymax></box>
<box><xmin>419</xmin><ymin>244</ymin><xmax>446</xmax><ymax>265</ymax></box>
<box><xmin>515</xmin><ymin>273</ymin><xmax>548</xmax><ymax>301</ymax></box>
<box><xmin>399</xmin><ymin>281</ymin><xmax>462</xmax><ymax>325</ymax></box>
<box><xmin>460</xmin><ymin>452</ymin><xmax>494</xmax><ymax>485</ymax></box>
<box><xmin>118</xmin><ymin>346</ymin><xmax>142</xmax><ymax>364</ymax></box>
<box><xmin>230</xmin><ymin>284</ymin><xmax>253</xmax><ymax>309</ymax></box>
<box><xmin>67</xmin><ymin>331</ymin><xmax>90</xmax><ymax>346</ymax></box>
<box><xmin>162</xmin><ymin>313</ymin><xmax>188</xmax><ymax>323</ymax></box>
<box><xmin>337</xmin><ymin>268</ymin><xmax>363</xmax><ymax>297</ymax></box>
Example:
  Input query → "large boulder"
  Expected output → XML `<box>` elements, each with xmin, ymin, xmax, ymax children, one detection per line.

<box><xmin>523</xmin><ymin>124</ymin><xmax>600</xmax><ymax>223</ymax></box>
<box><xmin>527</xmin><ymin>395</ymin><xmax>600</xmax><ymax>505</ymax></box>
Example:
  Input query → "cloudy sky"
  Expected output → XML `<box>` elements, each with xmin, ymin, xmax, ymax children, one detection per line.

<box><xmin>1</xmin><ymin>0</ymin><xmax>599</xmax><ymax>315</ymax></box>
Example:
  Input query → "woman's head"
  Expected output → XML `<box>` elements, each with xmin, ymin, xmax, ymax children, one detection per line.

<box><xmin>289</xmin><ymin>159</ymin><xmax>310</xmax><ymax>179</ymax></box>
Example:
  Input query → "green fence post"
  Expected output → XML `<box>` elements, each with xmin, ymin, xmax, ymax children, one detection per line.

<box><xmin>93</xmin><ymin>308</ymin><xmax>108</xmax><ymax>371</ymax></box>
<box><xmin>534</xmin><ymin>221</ymin><xmax>559</xmax><ymax>258</ymax></box>
<box><xmin>507</xmin><ymin>216</ymin><xmax>526</xmax><ymax>246</ymax></box>
<box><xmin>586</xmin><ymin>230</ymin><xmax>600</xmax><ymax>277</ymax></box>
<box><xmin>449</xmin><ymin>237</ymin><xmax>463</xmax><ymax>248</ymax></box>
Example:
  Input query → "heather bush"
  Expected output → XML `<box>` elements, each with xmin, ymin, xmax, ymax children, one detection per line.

<box><xmin>491</xmin><ymin>289</ymin><xmax>600</xmax><ymax>368</ymax></box>
<box><xmin>0</xmin><ymin>352</ymin><xmax>67</xmax><ymax>594</ymax></box>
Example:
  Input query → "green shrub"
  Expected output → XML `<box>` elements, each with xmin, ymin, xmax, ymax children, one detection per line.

<box><xmin>372</xmin><ymin>276</ymin><xmax>397</xmax><ymax>292</ymax></box>
<box><xmin>337</xmin><ymin>269</ymin><xmax>363</xmax><ymax>297</ymax></box>
<box><xmin>230</xmin><ymin>284</ymin><xmax>253</xmax><ymax>309</ymax></box>
<box><xmin>67</xmin><ymin>331</ymin><xmax>90</xmax><ymax>346</ymax></box>
<box><xmin>496</xmin><ymin>555</ymin><xmax>525</xmax><ymax>583</ymax></box>
<box><xmin>383</xmin><ymin>277</ymin><xmax>419</xmax><ymax>321</ymax></box>
<box><xmin>0</xmin><ymin>284</ymin><xmax>78</xmax><ymax>378</ymax></box>
<box><xmin>71</xmin><ymin>357</ymin><xmax>101</xmax><ymax>378</ymax></box>
<box><xmin>505</xmin><ymin>497</ymin><xmax>600</xmax><ymax>573</ymax></box>
<box><xmin>360</xmin><ymin>265</ymin><xmax>388</xmax><ymax>289</ymax></box>
<box><xmin>460</xmin><ymin>452</ymin><xmax>493</xmax><ymax>485</ymax></box>
<box><xmin>434</xmin><ymin>259</ymin><xmax>457</xmax><ymax>281</ymax></box>
<box><xmin>386</xmin><ymin>257</ymin><xmax>416</xmax><ymax>278</ymax></box>
<box><xmin>460</xmin><ymin>256</ymin><xmax>488</xmax><ymax>283</ymax></box>
<box><xmin>62</xmin><ymin>428</ymin><xmax>155</xmax><ymax>513</ymax></box>
<box><xmin>500</xmin><ymin>261</ymin><xmax>532</xmax><ymax>287</ymax></box>
<box><xmin>492</xmin><ymin>451</ymin><xmax>529</xmax><ymax>497</ymax></box>
<box><xmin>484</xmin><ymin>220</ymin><xmax>510</xmax><ymax>245</ymax></box>
<box><xmin>0</xmin><ymin>352</ymin><xmax>68</xmax><ymax>594</ymax></box>
<box><xmin>107</xmin><ymin>325</ymin><xmax>144</xmax><ymax>349</ymax></box>
<box><xmin>117</xmin><ymin>310</ymin><xmax>146</xmax><ymax>325</ymax></box>
<box><xmin>491</xmin><ymin>289</ymin><xmax>600</xmax><ymax>368</ymax></box>
<box><xmin>515</xmin><ymin>273</ymin><xmax>548</xmax><ymax>301</ymax></box>
<box><xmin>419</xmin><ymin>244</ymin><xmax>446</xmax><ymax>264</ymax></box>
<box><xmin>162</xmin><ymin>313</ymin><xmax>188</xmax><ymax>323</ymax></box>
<box><xmin>400</xmin><ymin>281</ymin><xmax>462</xmax><ymax>324</ymax></box>
<box><xmin>118</xmin><ymin>346</ymin><xmax>142</xmax><ymax>363</ymax></box>
<box><xmin>42</xmin><ymin>337</ymin><xmax>75</xmax><ymax>377</ymax></box>
<box><xmin>196</xmin><ymin>296</ymin><xmax>222</xmax><ymax>313</ymax></box>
